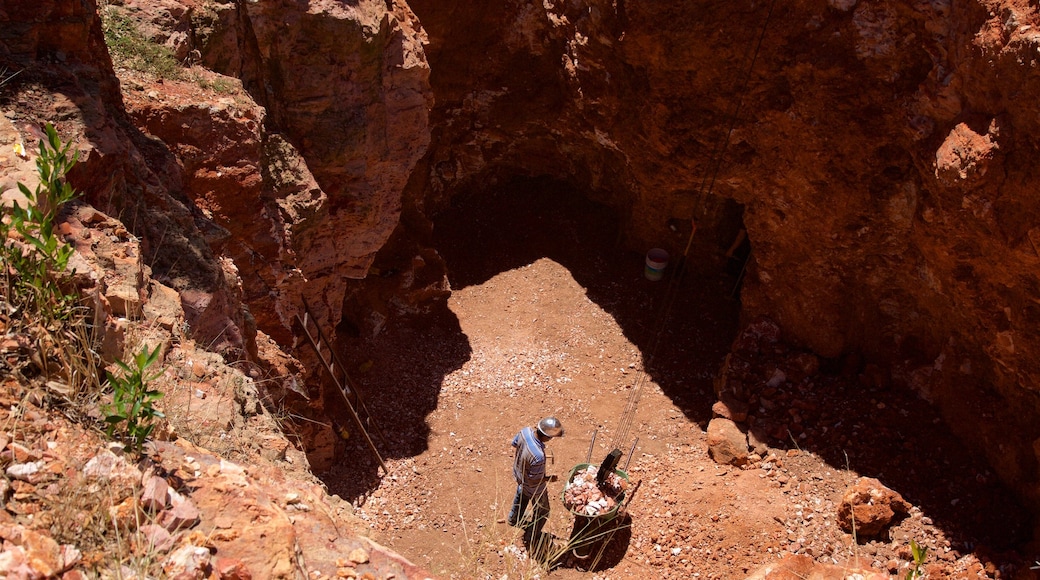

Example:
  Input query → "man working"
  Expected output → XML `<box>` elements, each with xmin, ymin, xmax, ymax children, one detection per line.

<box><xmin>508</xmin><ymin>416</ymin><xmax>564</xmax><ymax>543</ymax></box>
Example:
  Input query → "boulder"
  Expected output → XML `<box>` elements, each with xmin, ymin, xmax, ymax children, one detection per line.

<box><xmin>837</xmin><ymin>476</ymin><xmax>911</xmax><ymax>540</ymax></box>
<box><xmin>707</xmin><ymin>418</ymin><xmax>749</xmax><ymax>466</ymax></box>
<box><xmin>745</xmin><ymin>554</ymin><xmax>888</xmax><ymax>579</ymax></box>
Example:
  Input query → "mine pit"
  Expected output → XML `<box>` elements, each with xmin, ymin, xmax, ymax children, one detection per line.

<box><xmin>314</xmin><ymin>178</ymin><xmax>1031</xmax><ymax>578</ymax></box>
<box><xmin>9</xmin><ymin>0</ymin><xmax>1040</xmax><ymax>577</ymax></box>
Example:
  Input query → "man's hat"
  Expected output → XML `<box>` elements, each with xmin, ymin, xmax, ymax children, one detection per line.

<box><xmin>537</xmin><ymin>416</ymin><xmax>564</xmax><ymax>438</ymax></box>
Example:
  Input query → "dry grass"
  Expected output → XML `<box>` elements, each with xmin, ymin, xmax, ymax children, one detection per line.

<box><xmin>100</xmin><ymin>4</ymin><xmax>184</xmax><ymax>80</ymax></box>
<box><xmin>43</xmin><ymin>473</ymin><xmax>161</xmax><ymax>575</ymax></box>
<box><xmin>0</xmin><ymin>66</ymin><xmax>21</xmax><ymax>88</ymax></box>
<box><xmin>443</xmin><ymin>473</ymin><xmax>634</xmax><ymax>580</ymax></box>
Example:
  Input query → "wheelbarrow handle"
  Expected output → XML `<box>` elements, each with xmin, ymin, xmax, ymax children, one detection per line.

<box><xmin>618</xmin><ymin>479</ymin><xmax>642</xmax><ymax>517</ymax></box>
<box><xmin>623</xmin><ymin>437</ymin><xmax>639</xmax><ymax>471</ymax></box>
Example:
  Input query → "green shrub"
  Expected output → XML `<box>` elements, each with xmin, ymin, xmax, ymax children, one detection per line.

<box><xmin>102</xmin><ymin>344</ymin><xmax>165</xmax><ymax>453</ymax></box>
<box><xmin>1</xmin><ymin>123</ymin><xmax>108</xmax><ymax>401</ymax></box>
<box><xmin>1</xmin><ymin>123</ymin><xmax>80</xmax><ymax>323</ymax></box>
<box><xmin>906</xmin><ymin>539</ymin><xmax>927</xmax><ymax>579</ymax></box>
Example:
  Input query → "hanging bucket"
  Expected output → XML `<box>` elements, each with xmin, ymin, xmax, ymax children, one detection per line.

<box><xmin>644</xmin><ymin>248</ymin><xmax>669</xmax><ymax>281</ymax></box>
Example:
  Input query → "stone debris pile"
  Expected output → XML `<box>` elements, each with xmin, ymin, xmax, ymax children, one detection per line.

<box><xmin>562</xmin><ymin>465</ymin><xmax>628</xmax><ymax>516</ymax></box>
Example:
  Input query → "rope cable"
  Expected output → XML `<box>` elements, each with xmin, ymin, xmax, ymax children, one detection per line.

<box><xmin>607</xmin><ymin>0</ymin><xmax>779</xmax><ymax>454</ymax></box>
<box><xmin>686</xmin><ymin>0</ymin><xmax>779</xmax><ymax>261</ymax></box>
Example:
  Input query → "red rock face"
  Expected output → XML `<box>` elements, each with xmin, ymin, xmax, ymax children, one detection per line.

<box><xmin>0</xmin><ymin>0</ymin><xmax>256</xmax><ymax>361</ymax></box>
<box><xmin>405</xmin><ymin>0</ymin><xmax>1040</xmax><ymax>519</ymax></box>
<box><xmin>114</xmin><ymin>0</ymin><xmax>436</xmax><ymax>351</ymax></box>
<box><xmin>194</xmin><ymin>0</ymin><xmax>432</xmax><ymax>277</ymax></box>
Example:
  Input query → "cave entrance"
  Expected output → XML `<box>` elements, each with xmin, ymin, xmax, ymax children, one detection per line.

<box><xmin>323</xmin><ymin>175</ymin><xmax>749</xmax><ymax>472</ymax></box>
<box><xmin>430</xmin><ymin>175</ymin><xmax>743</xmax><ymax>421</ymax></box>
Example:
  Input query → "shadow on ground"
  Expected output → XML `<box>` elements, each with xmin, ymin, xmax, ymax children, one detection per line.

<box><xmin>318</xmin><ymin>301</ymin><xmax>471</xmax><ymax>502</ymax></box>
<box><xmin>430</xmin><ymin>176</ymin><xmax>742</xmax><ymax>424</ymax></box>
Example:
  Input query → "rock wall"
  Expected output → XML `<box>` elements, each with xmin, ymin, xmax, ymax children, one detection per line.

<box><xmin>0</xmin><ymin>0</ymin><xmax>255</xmax><ymax>361</ymax></box>
<box><xmin>188</xmin><ymin>0</ymin><xmax>434</xmax><ymax>328</ymax></box>
<box><xmin>110</xmin><ymin>0</ymin><xmax>441</xmax><ymax>349</ymax></box>
<box><xmin>403</xmin><ymin>0</ymin><xmax>1040</xmax><ymax>526</ymax></box>
<box><xmin>4</xmin><ymin>0</ymin><xmax>440</xmax><ymax>467</ymax></box>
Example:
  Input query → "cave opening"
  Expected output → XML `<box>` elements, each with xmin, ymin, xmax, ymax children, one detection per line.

<box><xmin>427</xmin><ymin>175</ymin><xmax>745</xmax><ymax>418</ymax></box>
<box><xmin>319</xmin><ymin>173</ymin><xmax>743</xmax><ymax>488</ymax></box>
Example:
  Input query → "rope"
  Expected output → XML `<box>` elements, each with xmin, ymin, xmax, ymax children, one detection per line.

<box><xmin>608</xmin><ymin>0</ymin><xmax>780</xmax><ymax>453</ymax></box>
<box><xmin>693</xmin><ymin>0</ymin><xmax>779</xmax><ymax>223</ymax></box>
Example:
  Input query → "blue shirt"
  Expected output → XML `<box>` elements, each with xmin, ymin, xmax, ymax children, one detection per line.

<box><xmin>511</xmin><ymin>426</ymin><xmax>546</xmax><ymax>496</ymax></box>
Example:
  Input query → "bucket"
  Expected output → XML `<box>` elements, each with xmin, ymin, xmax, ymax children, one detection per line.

<box><xmin>644</xmin><ymin>248</ymin><xmax>669</xmax><ymax>281</ymax></box>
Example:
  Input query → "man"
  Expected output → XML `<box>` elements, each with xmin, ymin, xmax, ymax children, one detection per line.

<box><xmin>508</xmin><ymin>416</ymin><xmax>564</xmax><ymax>543</ymax></box>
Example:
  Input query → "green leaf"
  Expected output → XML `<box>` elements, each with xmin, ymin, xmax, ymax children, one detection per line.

<box><xmin>16</xmin><ymin>182</ymin><xmax>33</xmax><ymax>200</ymax></box>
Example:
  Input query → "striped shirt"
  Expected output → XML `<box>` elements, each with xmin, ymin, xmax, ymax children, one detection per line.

<box><xmin>511</xmin><ymin>426</ymin><xmax>546</xmax><ymax>496</ymax></box>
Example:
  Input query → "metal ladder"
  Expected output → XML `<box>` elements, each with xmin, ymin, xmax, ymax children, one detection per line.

<box><xmin>294</xmin><ymin>299</ymin><xmax>388</xmax><ymax>474</ymax></box>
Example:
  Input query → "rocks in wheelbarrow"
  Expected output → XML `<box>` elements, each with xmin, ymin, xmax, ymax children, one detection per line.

<box><xmin>563</xmin><ymin>465</ymin><xmax>627</xmax><ymax>517</ymax></box>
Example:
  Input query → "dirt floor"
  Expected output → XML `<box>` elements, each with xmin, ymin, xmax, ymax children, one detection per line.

<box><xmin>321</xmin><ymin>179</ymin><xmax>1037</xmax><ymax>579</ymax></box>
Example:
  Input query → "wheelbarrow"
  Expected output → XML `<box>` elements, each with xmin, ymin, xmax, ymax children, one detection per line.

<box><xmin>562</xmin><ymin>462</ymin><xmax>637</xmax><ymax>561</ymax></box>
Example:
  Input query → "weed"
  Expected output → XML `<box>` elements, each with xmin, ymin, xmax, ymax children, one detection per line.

<box><xmin>1</xmin><ymin>123</ymin><xmax>80</xmax><ymax>323</ymax></box>
<box><xmin>100</xmin><ymin>6</ymin><xmax>183</xmax><ymax>80</ymax></box>
<box><xmin>102</xmin><ymin>344</ymin><xmax>165</xmax><ymax>453</ymax></box>
<box><xmin>906</xmin><ymin>539</ymin><xmax>927</xmax><ymax>579</ymax></box>
<box><xmin>0</xmin><ymin>123</ymin><xmax>103</xmax><ymax>400</ymax></box>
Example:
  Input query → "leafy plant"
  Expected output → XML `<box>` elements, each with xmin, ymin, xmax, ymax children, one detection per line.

<box><xmin>1</xmin><ymin>123</ymin><xmax>106</xmax><ymax>402</ymax></box>
<box><xmin>905</xmin><ymin>539</ymin><xmax>928</xmax><ymax>579</ymax></box>
<box><xmin>102</xmin><ymin>344</ymin><xmax>165</xmax><ymax>453</ymax></box>
<box><xmin>1</xmin><ymin>122</ymin><xmax>80</xmax><ymax>323</ymax></box>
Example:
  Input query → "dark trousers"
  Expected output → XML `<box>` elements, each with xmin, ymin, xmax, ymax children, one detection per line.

<box><xmin>508</xmin><ymin>485</ymin><xmax>549</xmax><ymax>539</ymax></box>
